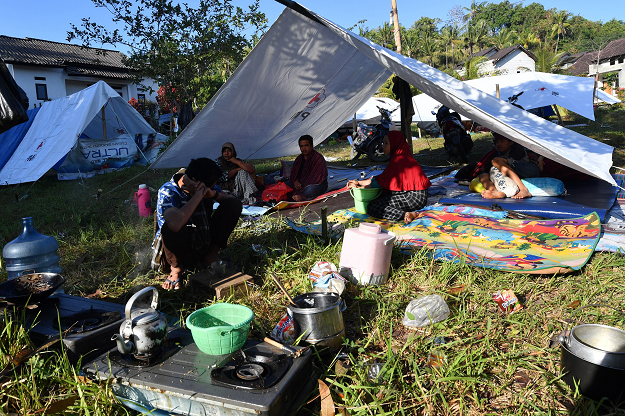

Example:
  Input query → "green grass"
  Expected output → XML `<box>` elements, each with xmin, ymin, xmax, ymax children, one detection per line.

<box><xmin>1</xmin><ymin>110</ymin><xmax>625</xmax><ymax>415</ymax></box>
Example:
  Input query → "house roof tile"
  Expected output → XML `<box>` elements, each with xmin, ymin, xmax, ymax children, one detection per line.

<box><xmin>566</xmin><ymin>51</ymin><xmax>598</xmax><ymax>76</ymax></box>
<box><xmin>0</xmin><ymin>35</ymin><xmax>133</xmax><ymax>78</ymax></box>
<box><xmin>468</xmin><ymin>46</ymin><xmax>498</xmax><ymax>59</ymax></box>
<box><xmin>489</xmin><ymin>44</ymin><xmax>536</xmax><ymax>63</ymax></box>
<box><xmin>598</xmin><ymin>37</ymin><xmax>625</xmax><ymax>62</ymax></box>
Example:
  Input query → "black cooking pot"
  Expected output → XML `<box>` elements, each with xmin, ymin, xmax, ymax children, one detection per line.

<box><xmin>0</xmin><ymin>272</ymin><xmax>65</xmax><ymax>305</ymax></box>
<box><xmin>561</xmin><ymin>343</ymin><xmax>625</xmax><ymax>402</ymax></box>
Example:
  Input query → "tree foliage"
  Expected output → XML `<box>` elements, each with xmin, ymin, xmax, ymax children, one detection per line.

<box><xmin>358</xmin><ymin>1</ymin><xmax>625</xmax><ymax>79</ymax></box>
<box><xmin>67</xmin><ymin>0</ymin><xmax>267</xmax><ymax>112</ymax></box>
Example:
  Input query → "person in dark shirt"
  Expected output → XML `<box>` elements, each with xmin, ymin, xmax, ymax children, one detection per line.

<box><xmin>287</xmin><ymin>135</ymin><xmax>328</xmax><ymax>201</ymax></box>
<box><xmin>154</xmin><ymin>158</ymin><xmax>242</xmax><ymax>290</ymax></box>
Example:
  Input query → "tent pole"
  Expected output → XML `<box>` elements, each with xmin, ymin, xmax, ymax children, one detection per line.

<box><xmin>352</xmin><ymin>113</ymin><xmax>357</xmax><ymax>136</ymax></box>
<box><xmin>273</xmin><ymin>0</ymin><xmax>324</xmax><ymax>25</ymax></box>
<box><xmin>391</xmin><ymin>0</ymin><xmax>414</xmax><ymax>152</ymax></box>
<box><xmin>496</xmin><ymin>84</ymin><xmax>500</xmax><ymax>99</ymax></box>
<box><xmin>101</xmin><ymin>107</ymin><xmax>107</xmax><ymax>140</ymax></box>
<box><xmin>552</xmin><ymin>105</ymin><xmax>564</xmax><ymax>126</ymax></box>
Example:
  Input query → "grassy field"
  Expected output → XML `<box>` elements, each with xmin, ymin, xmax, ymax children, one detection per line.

<box><xmin>1</xmin><ymin>105</ymin><xmax>625</xmax><ymax>415</ymax></box>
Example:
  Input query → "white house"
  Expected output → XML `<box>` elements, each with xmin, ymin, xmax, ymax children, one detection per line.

<box><xmin>461</xmin><ymin>44</ymin><xmax>537</xmax><ymax>77</ymax></box>
<box><xmin>0</xmin><ymin>35</ymin><xmax>158</xmax><ymax>109</ymax></box>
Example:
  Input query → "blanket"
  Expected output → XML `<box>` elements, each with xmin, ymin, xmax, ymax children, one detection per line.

<box><xmin>285</xmin><ymin>208</ymin><xmax>601</xmax><ymax>274</ymax></box>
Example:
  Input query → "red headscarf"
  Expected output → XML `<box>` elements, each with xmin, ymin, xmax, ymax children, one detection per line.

<box><xmin>375</xmin><ymin>131</ymin><xmax>431</xmax><ymax>191</ymax></box>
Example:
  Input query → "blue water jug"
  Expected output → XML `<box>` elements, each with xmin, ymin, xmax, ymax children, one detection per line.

<box><xmin>2</xmin><ymin>217</ymin><xmax>61</xmax><ymax>279</ymax></box>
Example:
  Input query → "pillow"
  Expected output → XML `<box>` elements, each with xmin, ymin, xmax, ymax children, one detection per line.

<box><xmin>521</xmin><ymin>177</ymin><xmax>566</xmax><ymax>197</ymax></box>
<box><xmin>281</xmin><ymin>160</ymin><xmax>294</xmax><ymax>178</ymax></box>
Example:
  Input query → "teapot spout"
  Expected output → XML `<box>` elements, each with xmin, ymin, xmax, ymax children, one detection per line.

<box><xmin>112</xmin><ymin>333</ymin><xmax>134</xmax><ymax>354</ymax></box>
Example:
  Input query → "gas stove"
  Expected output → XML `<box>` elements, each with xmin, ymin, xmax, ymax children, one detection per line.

<box><xmin>8</xmin><ymin>293</ymin><xmax>126</xmax><ymax>364</ymax></box>
<box><xmin>82</xmin><ymin>328</ymin><xmax>319</xmax><ymax>416</ymax></box>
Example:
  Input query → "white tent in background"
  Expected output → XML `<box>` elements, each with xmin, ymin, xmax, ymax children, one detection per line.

<box><xmin>0</xmin><ymin>81</ymin><xmax>166</xmax><ymax>185</ymax></box>
<box><xmin>151</xmin><ymin>5</ymin><xmax>615</xmax><ymax>186</ymax></box>
<box><xmin>337</xmin><ymin>96</ymin><xmax>400</xmax><ymax>132</ymax></box>
<box><xmin>412</xmin><ymin>72</ymin><xmax>620</xmax><ymax>123</ymax></box>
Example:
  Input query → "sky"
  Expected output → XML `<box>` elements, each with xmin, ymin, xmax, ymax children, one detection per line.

<box><xmin>1</xmin><ymin>0</ymin><xmax>624</xmax><ymax>55</ymax></box>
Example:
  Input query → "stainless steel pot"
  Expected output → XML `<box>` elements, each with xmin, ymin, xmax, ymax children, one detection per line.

<box><xmin>559</xmin><ymin>305</ymin><xmax>625</xmax><ymax>370</ymax></box>
<box><xmin>288</xmin><ymin>292</ymin><xmax>345</xmax><ymax>341</ymax></box>
<box><xmin>562</xmin><ymin>324</ymin><xmax>625</xmax><ymax>369</ymax></box>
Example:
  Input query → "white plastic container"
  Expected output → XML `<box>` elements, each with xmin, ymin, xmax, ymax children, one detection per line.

<box><xmin>339</xmin><ymin>223</ymin><xmax>396</xmax><ymax>285</ymax></box>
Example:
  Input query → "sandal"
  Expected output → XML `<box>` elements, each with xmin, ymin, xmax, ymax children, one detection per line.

<box><xmin>162</xmin><ymin>276</ymin><xmax>182</xmax><ymax>290</ymax></box>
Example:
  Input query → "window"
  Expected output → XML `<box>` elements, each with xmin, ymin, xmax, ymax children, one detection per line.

<box><xmin>619</xmin><ymin>57</ymin><xmax>624</xmax><ymax>64</ymax></box>
<box><xmin>138</xmin><ymin>93</ymin><xmax>145</xmax><ymax>103</ymax></box>
<box><xmin>34</xmin><ymin>76</ymin><xmax>46</xmax><ymax>81</ymax></box>
<box><xmin>35</xmin><ymin>84</ymin><xmax>48</xmax><ymax>100</ymax></box>
<box><xmin>610</xmin><ymin>59</ymin><xmax>616</xmax><ymax>65</ymax></box>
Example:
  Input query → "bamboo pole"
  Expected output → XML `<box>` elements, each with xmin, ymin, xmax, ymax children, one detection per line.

<box><xmin>101</xmin><ymin>107</ymin><xmax>107</xmax><ymax>140</ymax></box>
<box><xmin>496</xmin><ymin>84</ymin><xmax>500</xmax><ymax>99</ymax></box>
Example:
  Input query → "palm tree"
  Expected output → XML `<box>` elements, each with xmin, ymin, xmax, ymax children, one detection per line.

<box><xmin>370</xmin><ymin>22</ymin><xmax>395</xmax><ymax>50</ymax></box>
<box><xmin>534</xmin><ymin>44</ymin><xmax>565</xmax><ymax>73</ymax></box>
<box><xmin>440</xmin><ymin>25</ymin><xmax>461</xmax><ymax>69</ymax></box>
<box><xmin>517</xmin><ymin>31</ymin><xmax>540</xmax><ymax>50</ymax></box>
<box><xmin>491</xmin><ymin>27</ymin><xmax>516</xmax><ymax>49</ymax></box>
<box><xmin>402</xmin><ymin>29</ymin><xmax>420</xmax><ymax>60</ymax></box>
<box><xmin>464</xmin><ymin>56</ymin><xmax>488</xmax><ymax>79</ymax></box>
<box><xmin>551</xmin><ymin>10</ymin><xmax>571</xmax><ymax>53</ymax></box>
<box><xmin>419</xmin><ymin>32</ymin><xmax>439</xmax><ymax>67</ymax></box>
<box><xmin>464</xmin><ymin>20</ymin><xmax>488</xmax><ymax>55</ymax></box>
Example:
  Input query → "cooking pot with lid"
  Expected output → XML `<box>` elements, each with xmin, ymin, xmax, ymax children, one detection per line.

<box><xmin>559</xmin><ymin>304</ymin><xmax>625</xmax><ymax>401</ymax></box>
<box><xmin>288</xmin><ymin>292</ymin><xmax>345</xmax><ymax>342</ymax></box>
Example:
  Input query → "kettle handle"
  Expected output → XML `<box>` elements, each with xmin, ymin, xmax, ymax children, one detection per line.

<box><xmin>124</xmin><ymin>286</ymin><xmax>159</xmax><ymax>321</ymax></box>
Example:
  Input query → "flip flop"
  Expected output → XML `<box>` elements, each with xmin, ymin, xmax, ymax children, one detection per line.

<box><xmin>162</xmin><ymin>277</ymin><xmax>181</xmax><ymax>290</ymax></box>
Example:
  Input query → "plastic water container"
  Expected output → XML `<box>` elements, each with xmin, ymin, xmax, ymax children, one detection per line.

<box><xmin>2</xmin><ymin>217</ymin><xmax>61</xmax><ymax>280</ymax></box>
<box><xmin>339</xmin><ymin>222</ymin><xmax>396</xmax><ymax>285</ymax></box>
<box><xmin>134</xmin><ymin>184</ymin><xmax>152</xmax><ymax>218</ymax></box>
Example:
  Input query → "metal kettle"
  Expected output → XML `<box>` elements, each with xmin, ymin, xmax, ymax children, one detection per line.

<box><xmin>112</xmin><ymin>287</ymin><xmax>168</xmax><ymax>357</ymax></box>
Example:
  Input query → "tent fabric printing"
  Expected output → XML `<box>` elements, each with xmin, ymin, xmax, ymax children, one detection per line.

<box><xmin>0</xmin><ymin>81</ymin><xmax>166</xmax><ymax>185</ymax></box>
<box><xmin>152</xmin><ymin>5</ymin><xmax>616</xmax><ymax>188</ymax></box>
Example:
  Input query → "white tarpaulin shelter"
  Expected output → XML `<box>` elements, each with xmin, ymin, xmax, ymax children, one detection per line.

<box><xmin>344</xmin><ymin>96</ymin><xmax>400</xmax><ymax>123</ymax></box>
<box><xmin>412</xmin><ymin>72</ymin><xmax>621</xmax><ymax>122</ymax></box>
<box><xmin>151</xmin><ymin>4</ymin><xmax>615</xmax><ymax>186</ymax></box>
<box><xmin>0</xmin><ymin>81</ymin><xmax>165</xmax><ymax>185</ymax></box>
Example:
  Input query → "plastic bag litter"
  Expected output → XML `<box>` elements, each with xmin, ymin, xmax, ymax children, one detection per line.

<box><xmin>271</xmin><ymin>313</ymin><xmax>296</xmax><ymax>344</ymax></box>
<box><xmin>402</xmin><ymin>294</ymin><xmax>450</xmax><ymax>328</ymax></box>
<box><xmin>309</xmin><ymin>261</ymin><xmax>347</xmax><ymax>294</ymax></box>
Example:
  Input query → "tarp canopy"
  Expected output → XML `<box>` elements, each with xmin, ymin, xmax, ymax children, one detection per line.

<box><xmin>412</xmin><ymin>72</ymin><xmax>621</xmax><ymax>122</ymax></box>
<box><xmin>151</xmin><ymin>5</ymin><xmax>615</xmax><ymax>186</ymax></box>
<box><xmin>0</xmin><ymin>81</ymin><xmax>165</xmax><ymax>185</ymax></box>
<box><xmin>0</xmin><ymin>107</ymin><xmax>40</xmax><ymax>171</ymax></box>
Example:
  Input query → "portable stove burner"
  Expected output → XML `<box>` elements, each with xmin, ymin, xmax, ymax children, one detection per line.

<box><xmin>211</xmin><ymin>351</ymin><xmax>291</xmax><ymax>390</ymax></box>
<box><xmin>52</xmin><ymin>307</ymin><xmax>121</xmax><ymax>334</ymax></box>
<box><xmin>82</xmin><ymin>329</ymin><xmax>319</xmax><ymax>416</ymax></box>
<box><xmin>108</xmin><ymin>339</ymin><xmax>182</xmax><ymax>368</ymax></box>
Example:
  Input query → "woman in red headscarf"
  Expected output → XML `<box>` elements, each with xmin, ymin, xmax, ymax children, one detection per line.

<box><xmin>346</xmin><ymin>131</ymin><xmax>431</xmax><ymax>221</ymax></box>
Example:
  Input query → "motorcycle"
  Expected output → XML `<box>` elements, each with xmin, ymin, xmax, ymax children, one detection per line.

<box><xmin>432</xmin><ymin>105</ymin><xmax>473</xmax><ymax>163</ymax></box>
<box><xmin>348</xmin><ymin>106</ymin><xmax>395</xmax><ymax>162</ymax></box>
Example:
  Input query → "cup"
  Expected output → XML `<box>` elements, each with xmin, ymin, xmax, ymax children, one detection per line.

<box><xmin>211</xmin><ymin>261</ymin><xmax>227</xmax><ymax>277</ymax></box>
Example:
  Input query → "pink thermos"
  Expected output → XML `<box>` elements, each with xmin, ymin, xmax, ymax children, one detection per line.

<box><xmin>134</xmin><ymin>184</ymin><xmax>152</xmax><ymax>218</ymax></box>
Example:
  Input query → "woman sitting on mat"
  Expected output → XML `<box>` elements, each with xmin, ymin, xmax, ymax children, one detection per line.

<box><xmin>347</xmin><ymin>131</ymin><xmax>431</xmax><ymax>221</ymax></box>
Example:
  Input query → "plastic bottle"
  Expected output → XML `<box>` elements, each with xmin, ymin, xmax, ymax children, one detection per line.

<box><xmin>2</xmin><ymin>217</ymin><xmax>62</xmax><ymax>279</ymax></box>
<box><xmin>134</xmin><ymin>184</ymin><xmax>152</xmax><ymax>218</ymax></box>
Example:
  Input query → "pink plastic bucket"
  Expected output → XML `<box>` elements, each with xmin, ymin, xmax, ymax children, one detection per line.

<box><xmin>339</xmin><ymin>223</ymin><xmax>396</xmax><ymax>285</ymax></box>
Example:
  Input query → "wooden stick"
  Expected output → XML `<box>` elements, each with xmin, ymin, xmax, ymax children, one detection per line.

<box><xmin>270</xmin><ymin>273</ymin><xmax>297</xmax><ymax>306</ymax></box>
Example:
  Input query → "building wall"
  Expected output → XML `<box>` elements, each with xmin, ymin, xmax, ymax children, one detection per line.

<box><xmin>589</xmin><ymin>59</ymin><xmax>625</xmax><ymax>89</ymax></box>
<box><xmin>10</xmin><ymin>65</ymin><xmax>66</xmax><ymax>109</ymax></box>
<box><xmin>7</xmin><ymin>64</ymin><xmax>158</xmax><ymax>107</ymax></box>
<box><xmin>495</xmin><ymin>51</ymin><xmax>535</xmax><ymax>74</ymax></box>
